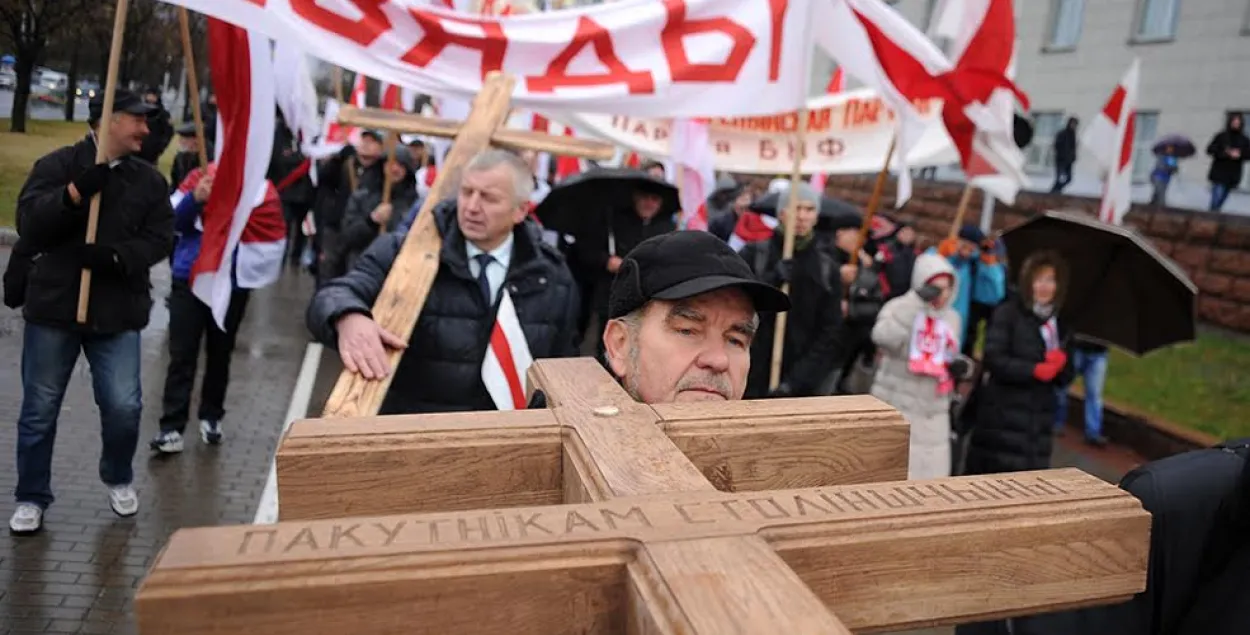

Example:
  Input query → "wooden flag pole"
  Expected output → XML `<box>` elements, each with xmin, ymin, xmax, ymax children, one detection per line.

<box><xmin>77</xmin><ymin>0</ymin><xmax>130</xmax><ymax>324</ymax></box>
<box><xmin>177</xmin><ymin>7</ymin><xmax>208</xmax><ymax>168</ymax></box>
<box><xmin>768</xmin><ymin>108</ymin><xmax>809</xmax><ymax>391</ymax></box>
<box><xmin>378</xmin><ymin>132</ymin><xmax>400</xmax><ymax>235</ymax></box>
<box><xmin>948</xmin><ymin>183</ymin><xmax>975</xmax><ymax>239</ymax></box>
<box><xmin>332</xmin><ymin>66</ymin><xmax>345</xmax><ymax>103</ymax></box>
<box><xmin>849</xmin><ymin>136</ymin><xmax>897</xmax><ymax>268</ymax></box>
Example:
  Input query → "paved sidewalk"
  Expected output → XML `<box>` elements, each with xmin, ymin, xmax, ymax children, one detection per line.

<box><xmin>0</xmin><ymin>248</ymin><xmax>315</xmax><ymax>635</ymax></box>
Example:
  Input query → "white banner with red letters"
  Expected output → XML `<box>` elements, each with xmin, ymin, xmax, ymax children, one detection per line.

<box><xmin>553</xmin><ymin>88</ymin><xmax>960</xmax><ymax>175</ymax></box>
<box><xmin>159</xmin><ymin>0</ymin><xmax>817</xmax><ymax>117</ymax></box>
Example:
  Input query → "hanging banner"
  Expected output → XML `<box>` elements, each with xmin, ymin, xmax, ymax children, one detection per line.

<box><xmin>160</xmin><ymin>0</ymin><xmax>817</xmax><ymax>117</ymax></box>
<box><xmin>553</xmin><ymin>88</ymin><xmax>960</xmax><ymax>175</ymax></box>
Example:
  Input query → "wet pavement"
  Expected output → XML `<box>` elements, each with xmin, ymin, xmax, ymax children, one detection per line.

<box><xmin>0</xmin><ymin>242</ymin><xmax>1148</xmax><ymax>634</ymax></box>
<box><xmin>0</xmin><ymin>248</ymin><xmax>315</xmax><ymax>634</ymax></box>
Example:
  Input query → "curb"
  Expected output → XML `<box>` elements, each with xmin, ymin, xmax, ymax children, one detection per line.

<box><xmin>1064</xmin><ymin>386</ymin><xmax>1219</xmax><ymax>460</ymax></box>
<box><xmin>0</xmin><ymin>227</ymin><xmax>15</xmax><ymax>247</ymax></box>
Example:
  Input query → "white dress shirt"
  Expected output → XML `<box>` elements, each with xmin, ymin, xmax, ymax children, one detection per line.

<box><xmin>466</xmin><ymin>233</ymin><xmax>515</xmax><ymax>303</ymax></box>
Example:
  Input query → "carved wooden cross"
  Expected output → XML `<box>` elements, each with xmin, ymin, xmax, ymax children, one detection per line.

<box><xmin>137</xmin><ymin>359</ymin><xmax>1149</xmax><ymax>633</ymax></box>
<box><xmin>322</xmin><ymin>72</ymin><xmax>616</xmax><ymax>419</ymax></box>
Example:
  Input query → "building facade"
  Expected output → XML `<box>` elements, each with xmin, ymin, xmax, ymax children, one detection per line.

<box><xmin>885</xmin><ymin>0</ymin><xmax>1250</xmax><ymax>199</ymax></box>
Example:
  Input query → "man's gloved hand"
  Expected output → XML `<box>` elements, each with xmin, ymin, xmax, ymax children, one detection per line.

<box><xmin>767</xmin><ymin>383</ymin><xmax>794</xmax><ymax>398</ymax></box>
<box><xmin>1032</xmin><ymin>350</ymin><xmax>1067</xmax><ymax>383</ymax></box>
<box><xmin>337</xmin><ymin>143</ymin><xmax>357</xmax><ymax>161</ymax></box>
<box><xmin>937</xmin><ymin>237</ymin><xmax>959</xmax><ymax>258</ymax></box>
<box><xmin>768</xmin><ymin>258</ymin><xmax>794</xmax><ymax>286</ymax></box>
<box><xmin>980</xmin><ymin>240</ymin><xmax>1000</xmax><ymax>265</ymax></box>
<box><xmin>64</xmin><ymin>163</ymin><xmax>113</xmax><ymax>207</ymax></box>
<box><xmin>78</xmin><ymin>243</ymin><xmax>123</xmax><ymax>275</ymax></box>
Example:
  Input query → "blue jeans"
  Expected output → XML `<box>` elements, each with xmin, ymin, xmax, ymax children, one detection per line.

<box><xmin>16</xmin><ymin>324</ymin><xmax>142</xmax><ymax>508</ymax></box>
<box><xmin>1054</xmin><ymin>349</ymin><xmax>1109</xmax><ymax>438</ymax></box>
<box><xmin>1210</xmin><ymin>183</ymin><xmax>1232</xmax><ymax>212</ymax></box>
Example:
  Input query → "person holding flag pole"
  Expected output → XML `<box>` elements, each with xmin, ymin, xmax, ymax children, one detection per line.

<box><xmin>8</xmin><ymin>0</ymin><xmax>174</xmax><ymax>534</ymax></box>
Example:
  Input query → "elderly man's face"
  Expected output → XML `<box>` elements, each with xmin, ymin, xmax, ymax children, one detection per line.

<box><xmin>604</xmin><ymin>288</ymin><xmax>756</xmax><ymax>404</ymax></box>
<box><xmin>458</xmin><ymin>164</ymin><xmax>525</xmax><ymax>249</ymax></box>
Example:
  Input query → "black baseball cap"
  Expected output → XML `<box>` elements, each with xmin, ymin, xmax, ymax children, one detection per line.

<box><xmin>89</xmin><ymin>89</ymin><xmax>157</xmax><ymax>121</ymax></box>
<box><xmin>608</xmin><ymin>231</ymin><xmax>790</xmax><ymax>319</ymax></box>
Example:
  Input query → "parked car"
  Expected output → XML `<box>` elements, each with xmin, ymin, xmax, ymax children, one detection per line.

<box><xmin>75</xmin><ymin>80</ymin><xmax>99</xmax><ymax>99</ymax></box>
<box><xmin>0</xmin><ymin>69</ymin><xmax>15</xmax><ymax>90</ymax></box>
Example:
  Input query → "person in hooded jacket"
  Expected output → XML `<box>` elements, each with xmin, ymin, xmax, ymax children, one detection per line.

<box><xmin>306</xmin><ymin>149</ymin><xmax>580</xmax><ymax>414</ymax></box>
<box><xmin>1206</xmin><ymin>113</ymin><xmax>1250</xmax><ymax>212</ymax></box>
<box><xmin>963</xmin><ymin>250</ymin><xmax>1075</xmax><ymax>476</ymax></box>
<box><xmin>739</xmin><ymin>183</ymin><xmax>842</xmax><ymax>399</ymax></box>
<box><xmin>311</xmin><ymin>131</ymin><xmax>385</xmax><ymax>282</ymax></box>
<box><xmin>870</xmin><ymin>252</ymin><xmax>972</xmax><ymax>479</ymax></box>
<box><xmin>335</xmin><ymin>145</ymin><xmax>420</xmax><ymax>273</ymax></box>
<box><xmin>137</xmin><ymin>87</ymin><xmax>174</xmax><ymax>165</ymax></box>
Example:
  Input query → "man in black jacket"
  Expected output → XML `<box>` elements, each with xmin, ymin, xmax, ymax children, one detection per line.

<box><xmin>738</xmin><ymin>183</ymin><xmax>841</xmax><ymax>399</ymax></box>
<box><xmin>1051</xmin><ymin>117</ymin><xmax>1078</xmax><ymax>194</ymax></box>
<box><xmin>306</xmin><ymin>149</ymin><xmax>580</xmax><ymax>414</ymax></box>
<box><xmin>7</xmin><ymin>89</ymin><xmax>174</xmax><ymax>534</ymax></box>
<box><xmin>312</xmin><ymin>131</ymin><xmax>384</xmax><ymax>282</ymax></box>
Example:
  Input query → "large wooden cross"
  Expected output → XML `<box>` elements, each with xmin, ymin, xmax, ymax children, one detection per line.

<box><xmin>136</xmin><ymin>359</ymin><xmax>1149</xmax><ymax>633</ymax></box>
<box><xmin>322</xmin><ymin>72</ymin><xmax>616</xmax><ymax>419</ymax></box>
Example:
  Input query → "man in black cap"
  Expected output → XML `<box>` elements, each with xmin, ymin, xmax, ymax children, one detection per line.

<box><xmin>138</xmin><ymin>86</ymin><xmax>175</xmax><ymax>165</ymax></box>
<box><xmin>170</xmin><ymin>121</ymin><xmax>207</xmax><ymax>194</ymax></box>
<box><xmin>5</xmin><ymin>88</ymin><xmax>174</xmax><ymax>534</ymax></box>
<box><xmin>312</xmin><ymin>129</ymin><xmax>385</xmax><ymax>282</ymax></box>
<box><xmin>601</xmin><ymin>231</ymin><xmax>790</xmax><ymax>403</ymax></box>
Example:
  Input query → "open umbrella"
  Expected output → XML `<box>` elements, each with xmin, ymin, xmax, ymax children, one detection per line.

<box><xmin>1001</xmin><ymin>211</ymin><xmax>1197</xmax><ymax>356</ymax></box>
<box><xmin>533</xmin><ymin>167</ymin><xmax>678</xmax><ymax>236</ymax></box>
<box><xmin>747</xmin><ymin>190</ymin><xmax>863</xmax><ymax>234</ymax></box>
<box><xmin>1152</xmin><ymin>134</ymin><xmax>1196</xmax><ymax>158</ymax></box>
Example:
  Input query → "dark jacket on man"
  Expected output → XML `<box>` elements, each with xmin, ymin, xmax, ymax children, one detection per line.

<box><xmin>965</xmin><ymin>261</ymin><xmax>1076</xmax><ymax>475</ymax></box>
<box><xmin>138</xmin><ymin>102</ymin><xmax>175</xmax><ymax>165</ymax></box>
<box><xmin>575</xmin><ymin>205</ymin><xmax>676</xmax><ymax>319</ymax></box>
<box><xmin>333</xmin><ymin>176</ymin><xmax>420</xmax><ymax>275</ymax></box>
<box><xmin>1206</xmin><ymin>116</ymin><xmax>1250</xmax><ymax>188</ymax></box>
<box><xmin>13</xmin><ymin>134</ymin><xmax>174</xmax><ymax>334</ymax></box>
<box><xmin>313</xmin><ymin>147</ymin><xmax>383</xmax><ymax>233</ymax></box>
<box><xmin>307</xmin><ymin>200</ymin><xmax>581</xmax><ymax>414</ymax></box>
<box><xmin>1053</xmin><ymin>126</ymin><xmax>1077</xmax><ymax>166</ymax></box>
<box><xmin>740</xmin><ymin>231</ymin><xmax>842</xmax><ymax>398</ymax></box>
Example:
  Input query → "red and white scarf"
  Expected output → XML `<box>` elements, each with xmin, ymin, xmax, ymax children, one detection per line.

<box><xmin>1040</xmin><ymin>316</ymin><xmax>1060</xmax><ymax>351</ymax></box>
<box><xmin>907</xmin><ymin>312</ymin><xmax>959</xmax><ymax>396</ymax></box>
<box><xmin>482</xmin><ymin>290</ymin><xmax>533</xmax><ymax>411</ymax></box>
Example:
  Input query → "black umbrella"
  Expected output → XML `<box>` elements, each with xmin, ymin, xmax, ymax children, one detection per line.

<box><xmin>1001</xmin><ymin>211</ymin><xmax>1197</xmax><ymax>356</ymax></box>
<box><xmin>747</xmin><ymin>190</ymin><xmax>862</xmax><ymax>232</ymax></box>
<box><xmin>533</xmin><ymin>168</ymin><xmax>679</xmax><ymax>236</ymax></box>
<box><xmin>1152</xmin><ymin>134</ymin><xmax>1197</xmax><ymax>158</ymax></box>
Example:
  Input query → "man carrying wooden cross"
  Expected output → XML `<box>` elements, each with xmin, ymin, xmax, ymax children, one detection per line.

<box><xmin>306</xmin><ymin>149</ymin><xmax>581</xmax><ymax>414</ymax></box>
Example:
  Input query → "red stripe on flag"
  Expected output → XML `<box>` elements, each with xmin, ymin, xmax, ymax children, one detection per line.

<box><xmin>194</xmin><ymin>18</ymin><xmax>254</xmax><ymax>283</ymax></box>
<box><xmin>276</xmin><ymin>158</ymin><xmax>310</xmax><ymax>192</ymax></box>
<box><xmin>489</xmin><ymin>323</ymin><xmax>527</xmax><ymax>409</ymax></box>
<box><xmin>1102</xmin><ymin>86</ymin><xmax>1128</xmax><ymax>124</ymax></box>
<box><xmin>1118</xmin><ymin>111</ymin><xmax>1136</xmax><ymax>171</ymax></box>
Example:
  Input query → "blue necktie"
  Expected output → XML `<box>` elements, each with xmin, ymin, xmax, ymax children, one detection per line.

<box><xmin>474</xmin><ymin>253</ymin><xmax>494</xmax><ymax>304</ymax></box>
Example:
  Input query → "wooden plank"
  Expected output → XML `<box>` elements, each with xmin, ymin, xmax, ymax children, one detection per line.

<box><xmin>276</xmin><ymin>410</ymin><xmax>561</xmax><ymax>520</ymax></box>
<box><xmin>321</xmin><ymin>72</ymin><xmax>516</xmax><ymax>419</ymax></box>
<box><xmin>634</xmin><ymin>536</ymin><xmax>853</xmax><ymax>634</ymax></box>
<box><xmin>655</xmin><ymin>396</ymin><xmax>910</xmax><ymax>490</ymax></box>
<box><xmin>137</xmin><ymin>470</ymin><xmax>1148</xmax><ymax>634</ymax></box>
<box><xmin>337</xmin><ymin>105</ymin><xmax>617</xmax><ymax>161</ymax></box>
<box><xmin>275</xmin><ymin>361</ymin><xmax>910</xmax><ymax>519</ymax></box>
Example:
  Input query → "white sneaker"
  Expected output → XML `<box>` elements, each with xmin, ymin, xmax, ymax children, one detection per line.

<box><xmin>200</xmin><ymin>420</ymin><xmax>223</xmax><ymax>445</ymax></box>
<box><xmin>9</xmin><ymin>503</ymin><xmax>43</xmax><ymax>535</ymax></box>
<box><xmin>149</xmin><ymin>430</ymin><xmax>184</xmax><ymax>454</ymax></box>
<box><xmin>107</xmin><ymin>485</ymin><xmax>139</xmax><ymax>517</ymax></box>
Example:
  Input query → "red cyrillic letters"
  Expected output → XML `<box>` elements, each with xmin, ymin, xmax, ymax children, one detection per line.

<box><xmin>661</xmin><ymin>0</ymin><xmax>754</xmax><ymax>82</ymax></box>
<box><xmin>768</xmin><ymin>0</ymin><xmax>788</xmax><ymax>81</ymax></box>
<box><xmin>526</xmin><ymin>16</ymin><xmax>654</xmax><ymax>94</ymax></box>
<box><xmin>403</xmin><ymin>9</ymin><xmax>507</xmax><ymax>79</ymax></box>
<box><xmin>289</xmin><ymin>0</ymin><xmax>390</xmax><ymax>47</ymax></box>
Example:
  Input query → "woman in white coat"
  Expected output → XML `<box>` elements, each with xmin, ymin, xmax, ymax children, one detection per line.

<box><xmin>870</xmin><ymin>252</ymin><xmax>970</xmax><ymax>479</ymax></box>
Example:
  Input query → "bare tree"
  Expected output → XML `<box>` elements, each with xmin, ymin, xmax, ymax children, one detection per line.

<box><xmin>0</xmin><ymin>0</ymin><xmax>93</xmax><ymax>132</ymax></box>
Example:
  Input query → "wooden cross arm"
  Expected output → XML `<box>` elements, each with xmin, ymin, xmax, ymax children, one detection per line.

<box><xmin>337</xmin><ymin>105</ymin><xmax>616</xmax><ymax>161</ymax></box>
<box><xmin>277</xmin><ymin>359</ymin><xmax>909</xmax><ymax>521</ymax></box>
<box><xmin>138</xmin><ymin>470</ymin><xmax>1148</xmax><ymax>634</ymax></box>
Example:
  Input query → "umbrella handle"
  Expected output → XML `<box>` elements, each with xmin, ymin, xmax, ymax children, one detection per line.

<box><xmin>608</xmin><ymin>227</ymin><xmax>616</xmax><ymax>257</ymax></box>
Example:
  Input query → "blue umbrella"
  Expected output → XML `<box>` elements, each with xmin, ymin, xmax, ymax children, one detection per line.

<box><xmin>1</xmin><ymin>54</ymin><xmax>14</xmax><ymax>65</ymax></box>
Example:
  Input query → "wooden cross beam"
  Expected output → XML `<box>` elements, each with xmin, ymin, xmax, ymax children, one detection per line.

<box><xmin>275</xmin><ymin>360</ymin><xmax>909</xmax><ymax>521</ymax></box>
<box><xmin>321</xmin><ymin>72</ymin><xmax>616</xmax><ymax>419</ymax></box>
<box><xmin>137</xmin><ymin>358</ymin><xmax>1150</xmax><ymax>633</ymax></box>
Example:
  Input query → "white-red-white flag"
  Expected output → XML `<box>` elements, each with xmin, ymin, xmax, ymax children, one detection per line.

<box><xmin>671</xmin><ymin>118</ymin><xmax>715</xmax><ymax>231</ymax></box>
<box><xmin>482</xmin><ymin>291</ymin><xmax>534</xmax><ymax>411</ymax></box>
<box><xmin>195</xmin><ymin>19</ymin><xmax>278</xmax><ymax>329</ymax></box>
<box><xmin>1082</xmin><ymin>58</ymin><xmax>1141</xmax><ymax>226</ymax></box>
<box><xmin>930</xmin><ymin>0</ymin><xmax>1030</xmax><ymax>204</ymax></box>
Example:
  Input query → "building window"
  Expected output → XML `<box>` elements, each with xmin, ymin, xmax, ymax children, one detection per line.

<box><xmin>1027</xmin><ymin>112</ymin><xmax>1066</xmax><ymax>170</ymax></box>
<box><xmin>1132</xmin><ymin>111</ymin><xmax>1160</xmax><ymax>182</ymax></box>
<box><xmin>1046</xmin><ymin>0</ymin><xmax>1086</xmax><ymax>50</ymax></box>
<box><xmin>1133</xmin><ymin>0</ymin><xmax>1181</xmax><ymax>42</ymax></box>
